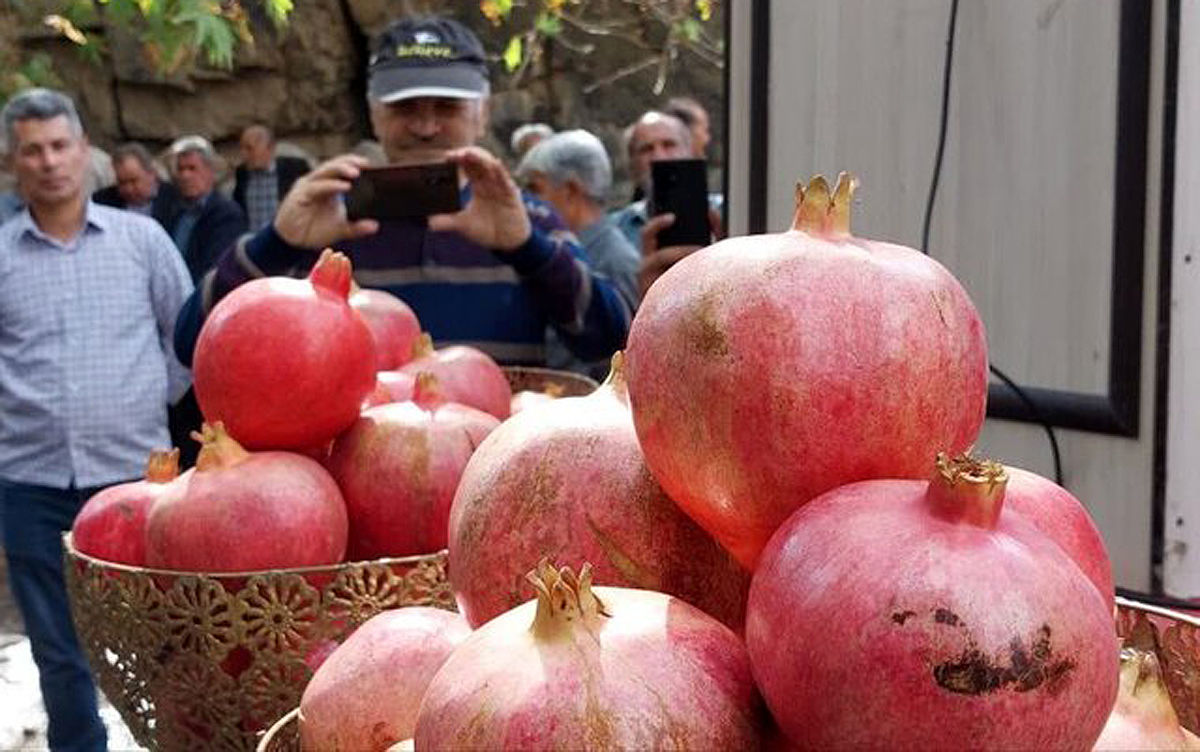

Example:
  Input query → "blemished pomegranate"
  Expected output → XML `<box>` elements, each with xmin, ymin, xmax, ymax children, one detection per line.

<box><xmin>449</xmin><ymin>353</ymin><xmax>749</xmax><ymax>629</ymax></box>
<box><xmin>399</xmin><ymin>334</ymin><xmax>511</xmax><ymax>419</ymax></box>
<box><xmin>413</xmin><ymin>561</ymin><xmax>765</xmax><ymax>750</ymax></box>
<box><xmin>299</xmin><ymin>607</ymin><xmax>471</xmax><ymax>751</ymax></box>
<box><xmin>1094</xmin><ymin>648</ymin><xmax>1200</xmax><ymax>750</ymax></box>
<box><xmin>326</xmin><ymin>374</ymin><xmax>500</xmax><ymax>560</ymax></box>
<box><xmin>72</xmin><ymin>449</ymin><xmax>180</xmax><ymax>566</ymax></box>
<box><xmin>625</xmin><ymin>174</ymin><xmax>988</xmax><ymax>568</ymax></box>
<box><xmin>146</xmin><ymin>423</ymin><xmax>348</xmax><ymax>571</ymax></box>
<box><xmin>350</xmin><ymin>287</ymin><xmax>422</xmax><ymax>371</ymax></box>
<box><xmin>1004</xmin><ymin>465</ymin><xmax>1114</xmax><ymax>603</ymax></box>
<box><xmin>746</xmin><ymin>454</ymin><xmax>1119</xmax><ymax>751</ymax></box>
<box><xmin>193</xmin><ymin>249</ymin><xmax>377</xmax><ymax>451</ymax></box>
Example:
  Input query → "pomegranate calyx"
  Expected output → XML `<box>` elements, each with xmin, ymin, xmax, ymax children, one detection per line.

<box><xmin>526</xmin><ymin>559</ymin><xmax>609</xmax><ymax>640</ymax></box>
<box><xmin>601</xmin><ymin>351</ymin><xmax>629</xmax><ymax>402</ymax></box>
<box><xmin>411</xmin><ymin>333</ymin><xmax>435</xmax><ymax>361</ymax></box>
<box><xmin>191</xmin><ymin>422</ymin><xmax>250</xmax><ymax>472</ymax></box>
<box><xmin>308</xmin><ymin>248</ymin><xmax>354</xmax><ymax>299</ymax></box>
<box><xmin>1120</xmin><ymin>648</ymin><xmax>1176</xmax><ymax>707</ymax></box>
<box><xmin>791</xmin><ymin>172</ymin><xmax>858</xmax><ymax>239</ymax></box>
<box><xmin>412</xmin><ymin>371</ymin><xmax>444</xmax><ymax>407</ymax></box>
<box><xmin>928</xmin><ymin>452</ymin><xmax>1008</xmax><ymax>529</ymax></box>
<box><xmin>145</xmin><ymin>448</ymin><xmax>181</xmax><ymax>483</ymax></box>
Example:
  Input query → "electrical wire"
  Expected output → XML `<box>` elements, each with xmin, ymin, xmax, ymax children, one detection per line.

<box><xmin>920</xmin><ymin>0</ymin><xmax>1064</xmax><ymax>485</ymax></box>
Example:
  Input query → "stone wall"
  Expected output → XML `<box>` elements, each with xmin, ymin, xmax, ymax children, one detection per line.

<box><xmin>8</xmin><ymin>0</ymin><xmax>725</xmax><ymax>201</ymax></box>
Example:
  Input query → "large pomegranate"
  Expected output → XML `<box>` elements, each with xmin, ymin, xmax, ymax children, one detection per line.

<box><xmin>1094</xmin><ymin>648</ymin><xmax>1200</xmax><ymax>750</ymax></box>
<box><xmin>350</xmin><ymin>287</ymin><xmax>421</xmax><ymax>371</ymax></box>
<box><xmin>326</xmin><ymin>374</ymin><xmax>500</xmax><ymax>560</ymax></box>
<box><xmin>449</xmin><ymin>353</ymin><xmax>749</xmax><ymax>629</ymax></box>
<box><xmin>625</xmin><ymin>174</ymin><xmax>988</xmax><ymax>568</ymax></box>
<box><xmin>72</xmin><ymin>449</ymin><xmax>179</xmax><ymax>566</ymax></box>
<box><xmin>193</xmin><ymin>250</ymin><xmax>377</xmax><ymax>450</ymax></box>
<box><xmin>299</xmin><ymin>607</ymin><xmax>471</xmax><ymax>751</ymax></box>
<box><xmin>398</xmin><ymin>334</ymin><xmax>511</xmax><ymax>419</ymax></box>
<box><xmin>1004</xmin><ymin>465</ymin><xmax>1114</xmax><ymax>602</ymax></box>
<box><xmin>146</xmin><ymin>423</ymin><xmax>348</xmax><ymax>571</ymax></box>
<box><xmin>746</xmin><ymin>454</ymin><xmax>1119</xmax><ymax>751</ymax></box>
<box><xmin>414</xmin><ymin>561</ymin><xmax>764</xmax><ymax>750</ymax></box>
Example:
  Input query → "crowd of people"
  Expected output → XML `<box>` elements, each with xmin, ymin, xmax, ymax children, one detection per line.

<box><xmin>0</xmin><ymin>13</ymin><xmax>722</xmax><ymax>749</ymax></box>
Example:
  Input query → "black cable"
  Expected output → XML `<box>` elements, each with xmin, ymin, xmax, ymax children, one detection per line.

<box><xmin>920</xmin><ymin>0</ymin><xmax>1064</xmax><ymax>486</ymax></box>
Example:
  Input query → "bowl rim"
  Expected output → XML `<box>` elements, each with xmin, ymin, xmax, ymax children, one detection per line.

<box><xmin>1116</xmin><ymin>594</ymin><xmax>1200</xmax><ymax>629</ymax></box>
<box><xmin>257</xmin><ymin>706</ymin><xmax>300</xmax><ymax>751</ymax></box>
<box><xmin>62</xmin><ymin>531</ymin><xmax>447</xmax><ymax>578</ymax></box>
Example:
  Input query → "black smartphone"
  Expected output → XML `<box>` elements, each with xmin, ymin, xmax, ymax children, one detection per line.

<box><xmin>345</xmin><ymin>162</ymin><xmax>462</xmax><ymax>221</ymax></box>
<box><xmin>650</xmin><ymin>159</ymin><xmax>710</xmax><ymax>247</ymax></box>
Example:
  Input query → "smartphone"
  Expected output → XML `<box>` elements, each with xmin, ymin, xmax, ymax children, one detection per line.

<box><xmin>650</xmin><ymin>159</ymin><xmax>710</xmax><ymax>247</ymax></box>
<box><xmin>345</xmin><ymin>162</ymin><xmax>462</xmax><ymax>221</ymax></box>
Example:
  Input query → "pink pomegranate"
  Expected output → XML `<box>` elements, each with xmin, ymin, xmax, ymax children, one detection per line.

<box><xmin>1095</xmin><ymin>649</ymin><xmax>1200</xmax><ymax>750</ymax></box>
<box><xmin>746</xmin><ymin>454</ymin><xmax>1119</xmax><ymax>751</ymax></box>
<box><xmin>193</xmin><ymin>250</ymin><xmax>377</xmax><ymax>451</ymax></box>
<box><xmin>376</xmin><ymin>370</ymin><xmax>416</xmax><ymax>403</ymax></box>
<box><xmin>299</xmin><ymin>607</ymin><xmax>471</xmax><ymax>751</ymax></box>
<box><xmin>1004</xmin><ymin>465</ymin><xmax>1114</xmax><ymax>603</ymax></box>
<box><xmin>362</xmin><ymin>378</ymin><xmax>395</xmax><ymax>410</ymax></box>
<box><xmin>449</xmin><ymin>353</ymin><xmax>749</xmax><ymax>629</ymax></box>
<box><xmin>350</xmin><ymin>287</ymin><xmax>422</xmax><ymax>371</ymax></box>
<box><xmin>509</xmin><ymin>383</ymin><xmax>564</xmax><ymax>415</ymax></box>
<box><xmin>326</xmin><ymin>374</ymin><xmax>500</xmax><ymax>560</ymax></box>
<box><xmin>414</xmin><ymin>561</ymin><xmax>765</xmax><ymax>750</ymax></box>
<box><xmin>72</xmin><ymin>449</ymin><xmax>180</xmax><ymax>566</ymax></box>
<box><xmin>625</xmin><ymin>174</ymin><xmax>987</xmax><ymax>568</ymax></box>
<box><xmin>399</xmin><ymin>334</ymin><xmax>511</xmax><ymax>419</ymax></box>
<box><xmin>146</xmin><ymin>423</ymin><xmax>348</xmax><ymax>571</ymax></box>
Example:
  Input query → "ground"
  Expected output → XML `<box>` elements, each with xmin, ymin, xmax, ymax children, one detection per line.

<box><xmin>0</xmin><ymin>556</ymin><xmax>143</xmax><ymax>751</ymax></box>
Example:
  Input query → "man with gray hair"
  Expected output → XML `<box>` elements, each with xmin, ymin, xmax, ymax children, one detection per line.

<box><xmin>510</xmin><ymin>122</ymin><xmax>554</xmax><ymax>161</ymax></box>
<box><xmin>93</xmin><ymin>141</ymin><xmax>182</xmax><ymax>230</ymax></box>
<box><xmin>166</xmin><ymin>134</ymin><xmax>247</xmax><ymax>281</ymax></box>
<box><xmin>0</xmin><ymin>88</ymin><xmax>193</xmax><ymax>750</ymax></box>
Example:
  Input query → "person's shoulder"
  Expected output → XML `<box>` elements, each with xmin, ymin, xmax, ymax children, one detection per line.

<box><xmin>521</xmin><ymin>191</ymin><xmax>570</xmax><ymax>233</ymax></box>
<box><xmin>93</xmin><ymin>184</ymin><xmax>122</xmax><ymax>207</ymax></box>
<box><xmin>277</xmin><ymin>155</ymin><xmax>310</xmax><ymax>172</ymax></box>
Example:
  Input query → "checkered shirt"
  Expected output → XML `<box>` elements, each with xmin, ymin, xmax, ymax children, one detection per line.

<box><xmin>0</xmin><ymin>202</ymin><xmax>194</xmax><ymax>488</ymax></box>
<box><xmin>244</xmin><ymin>165</ymin><xmax>279</xmax><ymax>232</ymax></box>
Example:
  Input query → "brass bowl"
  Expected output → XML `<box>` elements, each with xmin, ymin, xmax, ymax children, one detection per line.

<box><xmin>63</xmin><ymin>533</ymin><xmax>452</xmax><ymax>752</ymax></box>
<box><xmin>1115</xmin><ymin>595</ymin><xmax>1200</xmax><ymax>735</ymax></box>
<box><xmin>502</xmin><ymin>365</ymin><xmax>598</xmax><ymax>397</ymax></box>
<box><xmin>258</xmin><ymin>707</ymin><xmax>299</xmax><ymax>752</ymax></box>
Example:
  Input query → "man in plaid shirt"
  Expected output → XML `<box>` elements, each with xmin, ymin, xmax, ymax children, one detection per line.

<box><xmin>0</xmin><ymin>89</ymin><xmax>193</xmax><ymax>751</ymax></box>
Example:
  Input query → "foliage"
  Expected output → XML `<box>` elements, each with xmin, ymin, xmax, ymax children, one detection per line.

<box><xmin>480</xmin><ymin>0</ymin><xmax>723</xmax><ymax>95</ymax></box>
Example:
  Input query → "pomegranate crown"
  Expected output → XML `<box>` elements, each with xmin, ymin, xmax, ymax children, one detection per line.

<box><xmin>791</xmin><ymin>172</ymin><xmax>859</xmax><ymax>239</ymax></box>
<box><xmin>190</xmin><ymin>422</ymin><xmax>250</xmax><ymax>472</ymax></box>
<box><xmin>526</xmin><ymin>559</ymin><xmax>609</xmax><ymax>639</ymax></box>
<box><xmin>308</xmin><ymin>249</ymin><xmax>355</xmax><ymax>299</ymax></box>
<box><xmin>144</xmin><ymin>448</ymin><xmax>181</xmax><ymax>483</ymax></box>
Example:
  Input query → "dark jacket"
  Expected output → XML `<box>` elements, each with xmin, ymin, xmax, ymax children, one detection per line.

<box><xmin>232</xmin><ymin>155</ymin><xmax>310</xmax><ymax>217</ymax></box>
<box><xmin>165</xmin><ymin>192</ymin><xmax>249</xmax><ymax>283</ymax></box>
<box><xmin>93</xmin><ymin>180</ymin><xmax>183</xmax><ymax>231</ymax></box>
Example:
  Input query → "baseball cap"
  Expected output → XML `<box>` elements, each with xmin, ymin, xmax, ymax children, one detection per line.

<box><xmin>367</xmin><ymin>17</ymin><xmax>489</xmax><ymax>104</ymax></box>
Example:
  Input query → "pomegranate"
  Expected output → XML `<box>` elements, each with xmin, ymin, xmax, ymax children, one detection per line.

<box><xmin>72</xmin><ymin>449</ymin><xmax>180</xmax><ymax>566</ymax></box>
<box><xmin>326</xmin><ymin>374</ymin><xmax>500</xmax><ymax>560</ymax></box>
<box><xmin>362</xmin><ymin>378</ymin><xmax>395</xmax><ymax>410</ymax></box>
<box><xmin>449</xmin><ymin>353</ymin><xmax>749</xmax><ymax>629</ymax></box>
<box><xmin>746</xmin><ymin>454</ymin><xmax>1119</xmax><ymax>751</ymax></box>
<box><xmin>299</xmin><ymin>607</ymin><xmax>471</xmax><ymax>751</ymax></box>
<box><xmin>376</xmin><ymin>370</ymin><xmax>416</xmax><ymax>403</ymax></box>
<box><xmin>1094</xmin><ymin>648</ymin><xmax>1200</xmax><ymax>750</ymax></box>
<box><xmin>399</xmin><ymin>334</ymin><xmax>511</xmax><ymax>419</ymax></box>
<box><xmin>509</xmin><ymin>383</ymin><xmax>565</xmax><ymax>414</ymax></box>
<box><xmin>1004</xmin><ymin>465</ymin><xmax>1114</xmax><ymax>603</ymax></box>
<box><xmin>625</xmin><ymin>174</ymin><xmax>987</xmax><ymax>568</ymax></box>
<box><xmin>350</xmin><ymin>287</ymin><xmax>422</xmax><ymax>371</ymax></box>
<box><xmin>414</xmin><ymin>561</ymin><xmax>765</xmax><ymax>750</ymax></box>
<box><xmin>193</xmin><ymin>250</ymin><xmax>377</xmax><ymax>451</ymax></box>
<box><xmin>146</xmin><ymin>423</ymin><xmax>348</xmax><ymax>571</ymax></box>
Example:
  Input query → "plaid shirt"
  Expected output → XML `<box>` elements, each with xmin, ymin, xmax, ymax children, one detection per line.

<box><xmin>243</xmin><ymin>164</ymin><xmax>279</xmax><ymax>232</ymax></box>
<box><xmin>0</xmin><ymin>202</ymin><xmax>194</xmax><ymax>488</ymax></box>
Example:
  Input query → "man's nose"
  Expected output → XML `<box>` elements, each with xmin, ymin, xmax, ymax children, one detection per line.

<box><xmin>407</xmin><ymin>109</ymin><xmax>440</xmax><ymax>139</ymax></box>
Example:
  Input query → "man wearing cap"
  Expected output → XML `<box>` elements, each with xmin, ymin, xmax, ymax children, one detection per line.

<box><xmin>173</xmin><ymin>16</ymin><xmax>630</xmax><ymax>369</ymax></box>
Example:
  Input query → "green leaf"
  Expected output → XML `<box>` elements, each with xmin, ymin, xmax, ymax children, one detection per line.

<box><xmin>695</xmin><ymin>0</ymin><xmax>713</xmax><ymax>22</ymax></box>
<box><xmin>680</xmin><ymin>17</ymin><xmax>702</xmax><ymax>42</ymax></box>
<box><xmin>176</xmin><ymin>7</ymin><xmax>237</xmax><ymax>69</ymax></box>
<box><xmin>264</xmin><ymin>0</ymin><xmax>293</xmax><ymax>29</ymax></box>
<box><xmin>534</xmin><ymin>11</ymin><xmax>562</xmax><ymax>36</ymax></box>
<box><xmin>502</xmin><ymin>34</ymin><xmax>522</xmax><ymax>72</ymax></box>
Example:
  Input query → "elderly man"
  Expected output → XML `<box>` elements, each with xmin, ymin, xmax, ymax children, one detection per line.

<box><xmin>665</xmin><ymin>96</ymin><xmax>712</xmax><ymax>158</ymax></box>
<box><xmin>166</xmin><ymin>135</ymin><xmax>247</xmax><ymax>282</ymax></box>
<box><xmin>174</xmin><ymin>16</ymin><xmax>630</xmax><ymax>370</ymax></box>
<box><xmin>611</xmin><ymin>110</ymin><xmax>695</xmax><ymax>251</ymax></box>
<box><xmin>233</xmin><ymin>124</ymin><xmax>310</xmax><ymax>231</ymax></box>
<box><xmin>0</xmin><ymin>88</ymin><xmax>193</xmax><ymax>751</ymax></box>
<box><xmin>93</xmin><ymin>142</ymin><xmax>181</xmax><ymax>230</ymax></box>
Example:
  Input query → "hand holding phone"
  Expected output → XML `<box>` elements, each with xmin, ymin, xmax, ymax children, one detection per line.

<box><xmin>345</xmin><ymin>162</ymin><xmax>462</xmax><ymax>221</ymax></box>
<box><xmin>650</xmin><ymin>159</ymin><xmax>710</xmax><ymax>247</ymax></box>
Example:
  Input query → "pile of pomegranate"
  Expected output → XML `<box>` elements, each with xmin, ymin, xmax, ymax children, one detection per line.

<box><xmin>74</xmin><ymin>178</ymin><xmax>1154</xmax><ymax>750</ymax></box>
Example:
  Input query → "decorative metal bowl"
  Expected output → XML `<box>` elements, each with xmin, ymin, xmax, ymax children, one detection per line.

<box><xmin>63</xmin><ymin>534</ymin><xmax>452</xmax><ymax>751</ymax></box>
<box><xmin>257</xmin><ymin>708</ymin><xmax>299</xmax><ymax>752</ymax></box>
<box><xmin>501</xmin><ymin>365</ymin><xmax>599</xmax><ymax>397</ymax></box>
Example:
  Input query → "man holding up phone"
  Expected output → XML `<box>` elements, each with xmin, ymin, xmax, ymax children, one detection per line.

<box><xmin>173</xmin><ymin>16</ymin><xmax>631</xmax><ymax>369</ymax></box>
